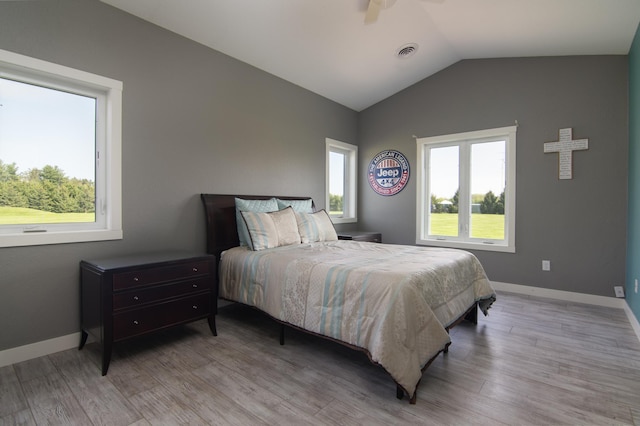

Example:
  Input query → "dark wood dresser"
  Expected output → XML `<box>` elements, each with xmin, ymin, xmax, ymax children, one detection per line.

<box><xmin>79</xmin><ymin>252</ymin><xmax>217</xmax><ymax>375</ymax></box>
<box><xmin>337</xmin><ymin>231</ymin><xmax>382</xmax><ymax>243</ymax></box>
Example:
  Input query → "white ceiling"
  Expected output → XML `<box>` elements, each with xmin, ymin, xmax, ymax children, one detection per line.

<box><xmin>101</xmin><ymin>0</ymin><xmax>640</xmax><ymax>111</ymax></box>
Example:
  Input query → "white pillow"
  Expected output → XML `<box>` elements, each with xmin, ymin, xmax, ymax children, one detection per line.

<box><xmin>241</xmin><ymin>207</ymin><xmax>301</xmax><ymax>251</ymax></box>
<box><xmin>295</xmin><ymin>210</ymin><xmax>338</xmax><ymax>243</ymax></box>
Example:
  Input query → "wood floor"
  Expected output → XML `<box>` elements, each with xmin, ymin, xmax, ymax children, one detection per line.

<box><xmin>1</xmin><ymin>291</ymin><xmax>640</xmax><ymax>425</ymax></box>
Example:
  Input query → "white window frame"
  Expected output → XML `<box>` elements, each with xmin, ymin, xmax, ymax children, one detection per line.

<box><xmin>416</xmin><ymin>126</ymin><xmax>516</xmax><ymax>253</ymax></box>
<box><xmin>0</xmin><ymin>49</ymin><xmax>122</xmax><ymax>247</ymax></box>
<box><xmin>326</xmin><ymin>138</ymin><xmax>357</xmax><ymax>224</ymax></box>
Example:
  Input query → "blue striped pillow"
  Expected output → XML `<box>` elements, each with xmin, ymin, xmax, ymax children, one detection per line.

<box><xmin>241</xmin><ymin>207</ymin><xmax>301</xmax><ymax>251</ymax></box>
<box><xmin>295</xmin><ymin>210</ymin><xmax>338</xmax><ymax>243</ymax></box>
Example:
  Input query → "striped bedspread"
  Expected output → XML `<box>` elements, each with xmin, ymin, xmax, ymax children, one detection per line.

<box><xmin>219</xmin><ymin>240</ymin><xmax>496</xmax><ymax>397</ymax></box>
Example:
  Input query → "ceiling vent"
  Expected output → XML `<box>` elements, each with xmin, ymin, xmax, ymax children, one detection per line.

<box><xmin>396</xmin><ymin>43</ymin><xmax>418</xmax><ymax>59</ymax></box>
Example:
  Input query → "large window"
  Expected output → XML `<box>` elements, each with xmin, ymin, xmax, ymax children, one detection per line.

<box><xmin>0</xmin><ymin>49</ymin><xmax>122</xmax><ymax>247</ymax></box>
<box><xmin>326</xmin><ymin>138</ymin><xmax>357</xmax><ymax>224</ymax></box>
<box><xmin>416</xmin><ymin>126</ymin><xmax>516</xmax><ymax>252</ymax></box>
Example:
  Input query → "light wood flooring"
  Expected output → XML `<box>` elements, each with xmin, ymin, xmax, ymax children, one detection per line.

<box><xmin>1</xmin><ymin>291</ymin><xmax>640</xmax><ymax>425</ymax></box>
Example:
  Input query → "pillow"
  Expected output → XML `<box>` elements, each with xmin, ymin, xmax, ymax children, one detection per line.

<box><xmin>276</xmin><ymin>198</ymin><xmax>313</xmax><ymax>213</ymax></box>
<box><xmin>295</xmin><ymin>209</ymin><xmax>338</xmax><ymax>243</ymax></box>
<box><xmin>241</xmin><ymin>207</ymin><xmax>301</xmax><ymax>251</ymax></box>
<box><xmin>235</xmin><ymin>197</ymin><xmax>278</xmax><ymax>247</ymax></box>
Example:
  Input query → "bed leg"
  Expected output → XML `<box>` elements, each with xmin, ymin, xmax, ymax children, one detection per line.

<box><xmin>465</xmin><ymin>302</ymin><xmax>478</xmax><ymax>325</ymax></box>
<box><xmin>443</xmin><ymin>328</ymin><xmax>450</xmax><ymax>354</ymax></box>
<box><xmin>396</xmin><ymin>385</ymin><xmax>404</xmax><ymax>400</ymax></box>
<box><xmin>280</xmin><ymin>324</ymin><xmax>285</xmax><ymax>345</ymax></box>
<box><xmin>397</xmin><ymin>384</ymin><xmax>418</xmax><ymax>404</ymax></box>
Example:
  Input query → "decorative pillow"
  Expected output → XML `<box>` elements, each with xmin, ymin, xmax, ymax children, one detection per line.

<box><xmin>295</xmin><ymin>209</ymin><xmax>338</xmax><ymax>243</ymax></box>
<box><xmin>241</xmin><ymin>207</ymin><xmax>301</xmax><ymax>251</ymax></box>
<box><xmin>235</xmin><ymin>197</ymin><xmax>278</xmax><ymax>247</ymax></box>
<box><xmin>276</xmin><ymin>198</ymin><xmax>313</xmax><ymax>213</ymax></box>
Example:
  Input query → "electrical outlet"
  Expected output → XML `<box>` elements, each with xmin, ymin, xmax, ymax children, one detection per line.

<box><xmin>614</xmin><ymin>286</ymin><xmax>625</xmax><ymax>298</ymax></box>
<box><xmin>542</xmin><ymin>260</ymin><xmax>551</xmax><ymax>271</ymax></box>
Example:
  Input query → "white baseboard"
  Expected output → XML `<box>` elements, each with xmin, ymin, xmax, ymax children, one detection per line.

<box><xmin>492</xmin><ymin>281</ymin><xmax>640</xmax><ymax>343</ymax></box>
<box><xmin>0</xmin><ymin>332</ymin><xmax>81</xmax><ymax>368</ymax></box>
<box><xmin>490</xmin><ymin>281</ymin><xmax>626</xmax><ymax>308</ymax></box>
<box><xmin>2</xmin><ymin>283</ymin><xmax>639</xmax><ymax>367</ymax></box>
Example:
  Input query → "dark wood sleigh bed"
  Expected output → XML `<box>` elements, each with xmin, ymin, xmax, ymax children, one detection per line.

<box><xmin>200</xmin><ymin>193</ymin><xmax>495</xmax><ymax>404</ymax></box>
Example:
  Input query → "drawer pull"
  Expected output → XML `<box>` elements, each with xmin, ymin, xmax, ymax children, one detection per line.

<box><xmin>192</xmin><ymin>305</ymin><xmax>198</xmax><ymax>309</ymax></box>
<box><xmin>192</xmin><ymin>267</ymin><xmax>198</xmax><ymax>272</ymax></box>
<box><xmin>192</xmin><ymin>284</ymin><xmax>198</xmax><ymax>288</ymax></box>
<box><xmin>133</xmin><ymin>296</ymin><xmax>139</xmax><ymax>301</ymax></box>
<box><xmin>133</xmin><ymin>320</ymin><xmax>139</xmax><ymax>325</ymax></box>
<box><xmin>133</xmin><ymin>277</ymin><xmax>139</xmax><ymax>282</ymax></box>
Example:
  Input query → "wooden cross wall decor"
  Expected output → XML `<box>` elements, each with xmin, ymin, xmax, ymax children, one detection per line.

<box><xmin>544</xmin><ymin>128</ymin><xmax>588</xmax><ymax>180</ymax></box>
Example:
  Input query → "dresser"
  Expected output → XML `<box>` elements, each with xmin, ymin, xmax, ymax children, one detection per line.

<box><xmin>337</xmin><ymin>231</ymin><xmax>382</xmax><ymax>243</ymax></box>
<box><xmin>79</xmin><ymin>252</ymin><xmax>217</xmax><ymax>375</ymax></box>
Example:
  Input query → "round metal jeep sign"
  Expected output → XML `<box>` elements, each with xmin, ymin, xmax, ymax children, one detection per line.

<box><xmin>368</xmin><ymin>149</ymin><xmax>410</xmax><ymax>196</ymax></box>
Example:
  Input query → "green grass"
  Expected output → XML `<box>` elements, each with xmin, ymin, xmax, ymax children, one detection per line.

<box><xmin>430</xmin><ymin>213</ymin><xmax>504</xmax><ymax>240</ymax></box>
<box><xmin>0</xmin><ymin>206</ymin><xmax>94</xmax><ymax>225</ymax></box>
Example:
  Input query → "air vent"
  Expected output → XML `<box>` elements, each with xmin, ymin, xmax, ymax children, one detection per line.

<box><xmin>396</xmin><ymin>43</ymin><xmax>418</xmax><ymax>59</ymax></box>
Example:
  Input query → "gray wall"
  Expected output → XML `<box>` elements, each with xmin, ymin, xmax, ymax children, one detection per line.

<box><xmin>358</xmin><ymin>56</ymin><xmax>628</xmax><ymax>297</ymax></box>
<box><xmin>0</xmin><ymin>0</ymin><xmax>357</xmax><ymax>351</ymax></box>
<box><xmin>0</xmin><ymin>0</ymin><xmax>630</xmax><ymax>353</ymax></box>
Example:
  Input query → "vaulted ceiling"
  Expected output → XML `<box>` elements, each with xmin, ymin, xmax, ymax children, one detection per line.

<box><xmin>101</xmin><ymin>0</ymin><xmax>640</xmax><ymax>111</ymax></box>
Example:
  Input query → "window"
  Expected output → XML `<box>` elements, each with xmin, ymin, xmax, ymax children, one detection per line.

<box><xmin>326</xmin><ymin>138</ymin><xmax>357</xmax><ymax>224</ymax></box>
<box><xmin>0</xmin><ymin>49</ymin><xmax>122</xmax><ymax>247</ymax></box>
<box><xmin>416</xmin><ymin>126</ymin><xmax>516</xmax><ymax>253</ymax></box>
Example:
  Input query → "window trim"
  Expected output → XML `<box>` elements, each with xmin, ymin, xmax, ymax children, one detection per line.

<box><xmin>326</xmin><ymin>138</ymin><xmax>357</xmax><ymax>224</ymax></box>
<box><xmin>0</xmin><ymin>49</ymin><xmax>122</xmax><ymax>248</ymax></box>
<box><xmin>416</xmin><ymin>126</ymin><xmax>516</xmax><ymax>253</ymax></box>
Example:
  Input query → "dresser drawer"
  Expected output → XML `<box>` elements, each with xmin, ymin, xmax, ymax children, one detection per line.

<box><xmin>113</xmin><ymin>260</ymin><xmax>211</xmax><ymax>290</ymax></box>
<box><xmin>112</xmin><ymin>277</ymin><xmax>211</xmax><ymax>310</ymax></box>
<box><xmin>113</xmin><ymin>293</ymin><xmax>211</xmax><ymax>341</ymax></box>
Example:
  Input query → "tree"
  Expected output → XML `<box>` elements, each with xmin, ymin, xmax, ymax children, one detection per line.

<box><xmin>1</xmin><ymin>160</ymin><xmax>95</xmax><ymax>214</ymax></box>
<box><xmin>40</xmin><ymin>165</ymin><xmax>68</xmax><ymax>185</ymax></box>
<box><xmin>430</xmin><ymin>194</ymin><xmax>441</xmax><ymax>212</ymax></box>
<box><xmin>450</xmin><ymin>189</ymin><xmax>459</xmax><ymax>213</ymax></box>
<box><xmin>72</xmin><ymin>178</ymin><xmax>96</xmax><ymax>213</ymax></box>
<box><xmin>329</xmin><ymin>193</ymin><xmax>343</xmax><ymax>214</ymax></box>
<box><xmin>0</xmin><ymin>181</ymin><xmax>28</xmax><ymax>207</ymax></box>
<box><xmin>496</xmin><ymin>191</ymin><xmax>505</xmax><ymax>215</ymax></box>
<box><xmin>0</xmin><ymin>160</ymin><xmax>19</xmax><ymax>182</ymax></box>
<box><xmin>22</xmin><ymin>180</ymin><xmax>51</xmax><ymax>211</ymax></box>
<box><xmin>480</xmin><ymin>190</ymin><xmax>498</xmax><ymax>214</ymax></box>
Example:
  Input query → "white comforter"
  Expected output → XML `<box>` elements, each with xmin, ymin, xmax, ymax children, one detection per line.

<box><xmin>219</xmin><ymin>240</ymin><xmax>495</xmax><ymax>398</ymax></box>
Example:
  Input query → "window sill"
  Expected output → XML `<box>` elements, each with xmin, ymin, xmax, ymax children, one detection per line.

<box><xmin>0</xmin><ymin>229</ymin><xmax>123</xmax><ymax>248</ymax></box>
<box><xmin>330</xmin><ymin>216</ymin><xmax>357</xmax><ymax>224</ymax></box>
<box><xmin>416</xmin><ymin>238</ymin><xmax>515</xmax><ymax>253</ymax></box>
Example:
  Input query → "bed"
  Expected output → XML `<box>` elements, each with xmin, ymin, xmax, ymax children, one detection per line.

<box><xmin>201</xmin><ymin>193</ymin><xmax>496</xmax><ymax>404</ymax></box>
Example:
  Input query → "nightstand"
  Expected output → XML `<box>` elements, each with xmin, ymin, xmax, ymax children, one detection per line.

<box><xmin>337</xmin><ymin>231</ymin><xmax>382</xmax><ymax>243</ymax></box>
<box><xmin>79</xmin><ymin>251</ymin><xmax>217</xmax><ymax>375</ymax></box>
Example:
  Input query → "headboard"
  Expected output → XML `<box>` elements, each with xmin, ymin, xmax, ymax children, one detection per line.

<box><xmin>200</xmin><ymin>194</ymin><xmax>316</xmax><ymax>259</ymax></box>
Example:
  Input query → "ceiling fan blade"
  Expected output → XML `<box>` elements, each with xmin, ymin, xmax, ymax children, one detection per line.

<box><xmin>364</xmin><ymin>0</ymin><xmax>382</xmax><ymax>24</ymax></box>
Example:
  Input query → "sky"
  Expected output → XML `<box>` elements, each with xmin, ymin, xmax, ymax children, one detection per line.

<box><xmin>430</xmin><ymin>140</ymin><xmax>505</xmax><ymax>199</ymax></box>
<box><xmin>329</xmin><ymin>151</ymin><xmax>344</xmax><ymax>195</ymax></box>
<box><xmin>0</xmin><ymin>77</ymin><xmax>96</xmax><ymax>181</ymax></box>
